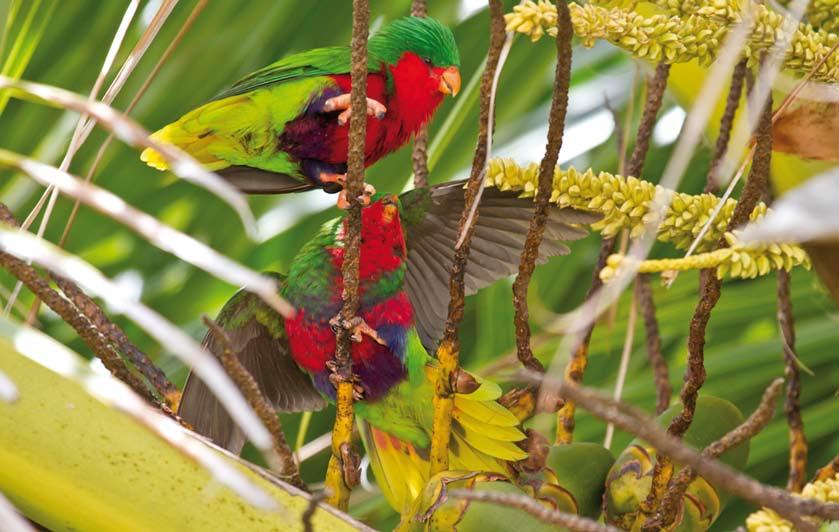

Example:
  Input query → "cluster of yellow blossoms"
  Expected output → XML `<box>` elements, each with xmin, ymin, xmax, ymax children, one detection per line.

<box><xmin>485</xmin><ymin>158</ymin><xmax>810</xmax><ymax>281</ymax></box>
<box><xmin>505</xmin><ymin>0</ymin><xmax>839</xmax><ymax>82</ymax></box>
<box><xmin>745</xmin><ymin>474</ymin><xmax>839</xmax><ymax>531</ymax></box>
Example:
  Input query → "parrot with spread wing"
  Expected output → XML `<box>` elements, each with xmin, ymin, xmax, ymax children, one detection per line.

<box><xmin>178</xmin><ymin>186</ymin><xmax>598</xmax><ymax>513</ymax></box>
<box><xmin>141</xmin><ymin>16</ymin><xmax>461</xmax><ymax>208</ymax></box>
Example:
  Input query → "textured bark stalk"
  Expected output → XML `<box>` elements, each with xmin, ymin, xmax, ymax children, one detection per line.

<box><xmin>430</xmin><ymin>341</ymin><xmax>457</xmax><ymax>474</ymax></box>
<box><xmin>410</xmin><ymin>0</ymin><xmax>429</xmax><ymax>188</ymax></box>
<box><xmin>814</xmin><ymin>456</ymin><xmax>839</xmax><ymax>482</ymax></box>
<box><xmin>52</xmin><ymin>272</ymin><xmax>179</xmax><ymax>408</ymax></box>
<box><xmin>643</xmin><ymin>91</ymin><xmax>775</xmax><ymax>527</ymax></box>
<box><xmin>429</xmin><ymin>0</ymin><xmax>506</xmax><ymax>475</ymax></box>
<box><xmin>705</xmin><ymin>59</ymin><xmax>747</xmax><ymax>194</ymax></box>
<box><xmin>203</xmin><ymin>317</ymin><xmax>305</xmax><ymax>490</ymax></box>
<box><xmin>412</xmin><ymin>127</ymin><xmax>430</xmax><ymax>188</ymax></box>
<box><xmin>325</xmin><ymin>380</ymin><xmax>356</xmax><ymax>509</ymax></box>
<box><xmin>557</xmin><ymin>60</ymin><xmax>671</xmax><ymax>444</ymax></box>
<box><xmin>777</xmin><ymin>269</ymin><xmax>807</xmax><ymax>492</ymax></box>
<box><xmin>511</xmin><ymin>0</ymin><xmax>573</xmax><ymax>378</ymax></box>
<box><xmin>0</xmin><ymin>203</ymin><xmax>161</xmax><ymax>406</ymax></box>
<box><xmin>636</xmin><ymin>274</ymin><xmax>670</xmax><ymax>414</ymax></box>
<box><xmin>555</xmin><ymin>237</ymin><xmax>614</xmax><ymax>443</ymax></box>
<box><xmin>0</xmin><ymin>245</ymin><xmax>156</xmax><ymax>406</ymax></box>
<box><xmin>410</xmin><ymin>0</ymin><xmax>426</xmax><ymax>17</ymax></box>
<box><xmin>325</xmin><ymin>0</ymin><xmax>369</xmax><ymax>510</ymax></box>
<box><xmin>627</xmin><ymin>62</ymin><xmax>670</xmax><ymax>179</ymax></box>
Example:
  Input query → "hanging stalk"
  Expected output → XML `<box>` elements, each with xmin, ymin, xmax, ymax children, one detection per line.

<box><xmin>636</xmin><ymin>274</ymin><xmax>670</xmax><ymax>414</ymax></box>
<box><xmin>642</xmin><ymin>90</ymin><xmax>775</xmax><ymax>528</ymax></box>
<box><xmin>51</xmin><ymin>273</ymin><xmax>179</xmax><ymax>409</ymax></box>
<box><xmin>511</xmin><ymin>0</ymin><xmax>573</xmax><ymax>378</ymax></box>
<box><xmin>777</xmin><ymin>269</ymin><xmax>807</xmax><ymax>492</ymax></box>
<box><xmin>704</xmin><ymin>59</ymin><xmax>747</xmax><ymax>194</ymax></box>
<box><xmin>410</xmin><ymin>0</ymin><xmax>429</xmax><ymax>188</ymax></box>
<box><xmin>814</xmin><ymin>457</ymin><xmax>839</xmax><ymax>482</ymax></box>
<box><xmin>0</xmin><ymin>203</ymin><xmax>162</xmax><ymax>406</ymax></box>
<box><xmin>556</xmin><ymin>62</ymin><xmax>671</xmax><ymax>444</ymax></box>
<box><xmin>428</xmin><ymin>0</ymin><xmax>506</xmax><ymax>475</ymax></box>
<box><xmin>324</xmin><ymin>0</ymin><xmax>368</xmax><ymax>511</ymax></box>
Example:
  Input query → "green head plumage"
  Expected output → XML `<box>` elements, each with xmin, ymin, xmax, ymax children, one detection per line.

<box><xmin>369</xmin><ymin>16</ymin><xmax>460</xmax><ymax>68</ymax></box>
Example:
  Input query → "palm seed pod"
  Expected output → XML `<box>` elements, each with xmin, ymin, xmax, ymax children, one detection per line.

<box><xmin>603</xmin><ymin>396</ymin><xmax>750</xmax><ymax>531</ymax></box>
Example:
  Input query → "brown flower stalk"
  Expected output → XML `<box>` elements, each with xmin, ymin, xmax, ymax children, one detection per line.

<box><xmin>324</xmin><ymin>0</ymin><xmax>369</xmax><ymax>510</ymax></box>
<box><xmin>52</xmin><ymin>273</ymin><xmax>180</xmax><ymax>408</ymax></box>
<box><xmin>0</xmin><ymin>242</ymin><xmax>155</xmax><ymax>407</ymax></box>
<box><xmin>636</xmin><ymin>274</ymin><xmax>671</xmax><ymax>414</ymax></box>
<box><xmin>0</xmin><ymin>202</ymin><xmax>163</xmax><ymax>407</ymax></box>
<box><xmin>555</xmin><ymin>237</ymin><xmax>614</xmax><ymax>443</ymax></box>
<box><xmin>556</xmin><ymin>61</ymin><xmax>671</xmax><ymax>444</ymax></box>
<box><xmin>511</xmin><ymin>0</ymin><xmax>573</xmax><ymax>377</ymax></box>
<box><xmin>411</xmin><ymin>0</ymin><xmax>430</xmax><ymax>188</ymax></box>
<box><xmin>705</xmin><ymin>59</ymin><xmax>747</xmax><ymax>194</ymax></box>
<box><xmin>643</xmin><ymin>90</ymin><xmax>775</xmax><ymax>526</ymax></box>
<box><xmin>777</xmin><ymin>269</ymin><xmax>807</xmax><ymax>492</ymax></box>
<box><xmin>429</xmin><ymin>0</ymin><xmax>507</xmax><ymax>475</ymax></box>
<box><xmin>814</xmin><ymin>457</ymin><xmax>839</xmax><ymax>482</ymax></box>
<box><xmin>202</xmin><ymin>316</ymin><xmax>305</xmax><ymax>491</ymax></box>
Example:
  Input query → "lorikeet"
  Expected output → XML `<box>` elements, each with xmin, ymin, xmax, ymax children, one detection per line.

<box><xmin>178</xmin><ymin>186</ymin><xmax>597</xmax><ymax>512</ymax></box>
<box><xmin>141</xmin><ymin>16</ymin><xmax>461</xmax><ymax>208</ymax></box>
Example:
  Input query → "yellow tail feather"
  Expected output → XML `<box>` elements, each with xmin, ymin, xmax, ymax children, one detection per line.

<box><xmin>362</xmin><ymin>376</ymin><xmax>527</xmax><ymax>515</ymax></box>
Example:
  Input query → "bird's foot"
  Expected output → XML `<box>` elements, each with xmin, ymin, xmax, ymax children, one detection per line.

<box><xmin>325</xmin><ymin>360</ymin><xmax>367</xmax><ymax>401</ymax></box>
<box><xmin>318</xmin><ymin>172</ymin><xmax>376</xmax><ymax>209</ymax></box>
<box><xmin>329</xmin><ymin>315</ymin><xmax>386</xmax><ymax>346</ymax></box>
<box><xmin>322</xmin><ymin>94</ymin><xmax>386</xmax><ymax>125</ymax></box>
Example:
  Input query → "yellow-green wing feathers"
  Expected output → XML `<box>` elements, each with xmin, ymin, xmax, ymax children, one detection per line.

<box><xmin>141</xmin><ymin>75</ymin><xmax>333</xmax><ymax>174</ymax></box>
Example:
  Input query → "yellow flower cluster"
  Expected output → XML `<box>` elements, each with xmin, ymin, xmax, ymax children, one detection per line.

<box><xmin>504</xmin><ymin>0</ymin><xmax>839</xmax><ymax>82</ymax></box>
<box><xmin>599</xmin><ymin>232</ymin><xmax>810</xmax><ymax>282</ymax></box>
<box><xmin>485</xmin><ymin>158</ymin><xmax>810</xmax><ymax>282</ymax></box>
<box><xmin>745</xmin><ymin>474</ymin><xmax>839</xmax><ymax>531</ymax></box>
<box><xmin>506</xmin><ymin>1</ymin><xmax>725</xmax><ymax>63</ymax></box>
<box><xmin>488</xmin><ymin>158</ymin><xmax>762</xmax><ymax>251</ymax></box>
<box><xmin>809</xmin><ymin>0</ymin><xmax>839</xmax><ymax>34</ymax></box>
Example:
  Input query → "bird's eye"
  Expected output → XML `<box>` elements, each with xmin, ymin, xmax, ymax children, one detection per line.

<box><xmin>423</xmin><ymin>57</ymin><xmax>432</xmax><ymax>66</ymax></box>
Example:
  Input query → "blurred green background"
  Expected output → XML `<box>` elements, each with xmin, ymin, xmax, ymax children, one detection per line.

<box><xmin>0</xmin><ymin>1</ymin><xmax>836</xmax><ymax>529</ymax></box>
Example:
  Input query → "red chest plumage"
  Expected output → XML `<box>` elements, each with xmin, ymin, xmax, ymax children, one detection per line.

<box><xmin>285</xmin><ymin>292</ymin><xmax>413</xmax><ymax>372</ymax></box>
<box><xmin>325</xmin><ymin>53</ymin><xmax>445</xmax><ymax>165</ymax></box>
<box><xmin>284</xmin><ymin>201</ymin><xmax>413</xmax><ymax>374</ymax></box>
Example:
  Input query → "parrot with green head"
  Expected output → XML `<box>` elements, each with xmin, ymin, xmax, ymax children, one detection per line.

<box><xmin>178</xmin><ymin>184</ymin><xmax>598</xmax><ymax>513</ymax></box>
<box><xmin>141</xmin><ymin>16</ymin><xmax>461</xmax><ymax>208</ymax></box>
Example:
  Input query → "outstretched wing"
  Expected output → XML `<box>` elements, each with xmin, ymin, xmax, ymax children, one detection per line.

<box><xmin>179</xmin><ymin>274</ymin><xmax>325</xmax><ymax>453</ymax></box>
<box><xmin>400</xmin><ymin>182</ymin><xmax>601</xmax><ymax>352</ymax></box>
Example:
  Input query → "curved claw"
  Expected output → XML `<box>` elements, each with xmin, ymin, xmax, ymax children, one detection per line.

<box><xmin>322</xmin><ymin>93</ymin><xmax>387</xmax><ymax>125</ymax></box>
<box><xmin>328</xmin><ymin>315</ymin><xmax>386</xmax><ymax>345</ymax></box>
<box><xmin>335</xmin><ymin>183</ymin><xmax>376</xmax><ymax>210</ymax></box>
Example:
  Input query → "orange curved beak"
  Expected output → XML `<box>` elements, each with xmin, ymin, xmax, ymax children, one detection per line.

<box><xmin>439</xmin><ymin>66</ymin><xmax>461</xmax><ymax>96</ymax></box>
